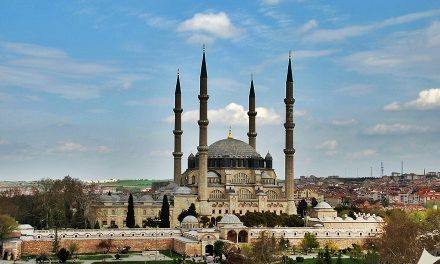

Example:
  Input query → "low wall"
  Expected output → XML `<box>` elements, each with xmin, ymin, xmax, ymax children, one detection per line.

<box><xmin>21</xmin><ymin>238</ymin><xmax>174</xmax><ymax>256</ymax></box>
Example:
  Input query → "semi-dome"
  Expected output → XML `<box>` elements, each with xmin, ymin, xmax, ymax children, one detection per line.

<box><xmin>173</xmin><ymin>186</ymin><xmax>193</xmax><ymax>195</ymax></box>
<box><xmin>207</xmin><ymin>138</ymin><xmax>261</xmax><ymax>158</ymax></box>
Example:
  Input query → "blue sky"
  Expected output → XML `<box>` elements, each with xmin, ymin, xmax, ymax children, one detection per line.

<box><xmin>0</xmin><ymin>0</ymin><xmax>439</xmax><ymax>181</ymax></box>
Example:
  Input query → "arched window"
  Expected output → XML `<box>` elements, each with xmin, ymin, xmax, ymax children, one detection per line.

<box><xmin>232</xmin><ymin>173</ymin><xmax>250</xmax><ymax>184</ymax></box>
<box><xmin>209</xmin><ymin>190</ymin><xmax>224</xmax><ymax>200</ymax></box>
<box><xmin>238</xmin><ymin>189</ymin><xmax>254</xmax><ymax>200</ymax></box>
<box><xmin>266</xmin><ymin>190</ymin><xmax>278</xmax><ymax>200</ymax></box>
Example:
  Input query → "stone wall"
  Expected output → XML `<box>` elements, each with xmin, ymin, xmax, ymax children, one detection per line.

<box><xmin>21</xmin><ymin>238</ymin><xmax>173</xmax><ymax>256</ymax></box>
<box><xmin>172</xmin><ymin>238</ymin><xmax>201</xmax><ymax>257</ymax></box>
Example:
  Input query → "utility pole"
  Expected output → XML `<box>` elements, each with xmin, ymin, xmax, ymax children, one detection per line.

<box><xmin>370</xmin><ymin>166</ymin><xmax>373</xmax><ymax>177</ymax></box>
<box><xmin>380</xmin><ymin>162</ymin><xmax>384</xmax><ymax>177</ymax></box>
<box><xmin>401</xmin><ymin>161</ymin><xmax>404</xmax><ymax>175</ymax></box>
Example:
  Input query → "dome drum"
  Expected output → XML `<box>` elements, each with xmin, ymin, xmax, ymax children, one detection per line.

<box><xmin>188</xmin><ymin>138</ymin><xmax>270</xmax><ymax>169</ymax></box>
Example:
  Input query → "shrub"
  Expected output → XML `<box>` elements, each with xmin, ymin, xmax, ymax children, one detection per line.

<box><xmin>296</xmin><ymin>256</ymin><xmax>304</xmax><ymax>262</ymax></box>
<box><xmin>57</xmin><ymin>248</ymin><xmax>70</xmax><ymax>263</ymax></box>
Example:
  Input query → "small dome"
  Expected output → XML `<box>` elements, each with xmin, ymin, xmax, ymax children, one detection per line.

<box><xmin>261</xmin><ymin>171</ymin><xmax>271</xmax><ymax>178</ymax></box>
<box><xmin>139</xmin><ymin>195</ymin><xmax>154</xmax><ymax>202</ymax></box>
<box><xmin>208</xmin><ymin>171</ymin><xmax>220</xmax><ymax>178</ymax></box>
<box><xmin>335</xmin><ymin>217</ymin><xmax>343</xmax><ymax>221</ymax></box>
<box><xmin>265</xmin><ymin>152</ymin><xmax>272</xmax><ymax>160</ymax></box>
<box><xmin>218</xmin><ymin>214</ymin><xmax>242</xmax><ymax>224</ymax></box>
<box><xmin>182</xmin><ymin>215</ymin><xmax>198</xmax><ymax>224</ymax></box>
<box><xmin>345</xmin><ymin>216</ymin><xmax>354</xmax><ymax>221</ymax></box>
<box><xmin>314</xmin><ymin>201</ymin><xmax>333</xmax><ymax>210</ymax></box>
<box><xmin>174</xmin><ymin>186</ymin><xmax>193</xmax><ymax>195</ymax></box>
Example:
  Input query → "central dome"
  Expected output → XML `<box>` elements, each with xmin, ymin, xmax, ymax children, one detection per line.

<box><xmin>207</xmin><ymin>138</ymin><xmax>261</xmax><ymax>158</ymax></box>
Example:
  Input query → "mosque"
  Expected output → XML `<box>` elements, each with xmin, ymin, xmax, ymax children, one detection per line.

<box><xmin>91</xmin><ymin>50</ymin><xmax>297</xmax><ymax>228</ymax></box>
<box><xmin>2</xmin><ymin>51</ymin><xmax>385</xmax><ymax>260</ymax></box>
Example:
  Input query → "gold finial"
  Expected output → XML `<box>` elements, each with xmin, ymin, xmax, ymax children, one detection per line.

<box><xmin>227</xmin><ymin>126</ymin><xmax>233</xmax><ymax>139</ymax></box>
<box><xmin>289</xmin><ymin>50</ymin><xmax>292</xmax><ymax>59</ymax></box>
<box><xmin>203</xmin><ymin>44</ymin><xmax>206</xmax><ymax>53</ymax></box>
<box><xmin>177</xmin><ymin>68</ymin><xmax>180</xmax><ymax>76</ymax></box>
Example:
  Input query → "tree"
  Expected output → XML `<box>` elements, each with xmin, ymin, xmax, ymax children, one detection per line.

<box><xmin>188</xmin><ymin>203</ymin><xmax>197</xmax><ymax>217</ymax></box>
<box><xmin>374</xmin><ymin>210</ymin><xmax>424</xmax><ymax>264</ymax></box>
<box><xmin>57</xmin><ymin>248</ymin><xmax>70</xmax><ymax>263</ymax></box>
<box><xmin>246</xmin><ymin>231</ymin><xmax>280</xmax><ymax>264</ymax></box>
<box><xmin>297</xmin><ymin>199</ymin><xmax>308</xmax><ymax>218</ymax></box>
<box><xmin>278</xmin><ymin>236</ymin><xmax>290</xmax><ymax>252</ymax></box>
<box><xmin>311</xmin><ymin>197</ymin><xmax>318</xmax><ymax>207</ymax></box>
<box><xmin>94</xmin><ymin>220</ymin><xmax>100</xmax><ymax>229</ymax></box>
<box><xmin>300</xmin><ymin>232</ymin><xmax>319</xmax><ymax>254</ymax></box>
<box><xmin>0</xmin><ymin>215</ymin><xmax>18</xmax><ymax>252</ymax></box>
<box><xmin>52</xmin><ymin>228</ymin><xmax>60</xmax><ymax>254</ymax></box>
<box><xmin>159</xmin><ymin>195</ymin><xmax>170</xmax><ymax>228</ymax></box>
<box><xmin>97</xmin><ymin>239</ymin><xmax>114</xmax><ymax>254</ymax></box>
<box><xmin>177</xmin><ymin>203</ymin><xmax>198</xmax><ymax>223</ymax></box>
<box><xmin>200</xmin><ymin>216</ymin><xmax>210</xmax><ymax>228</ymax></box>
<box><xmin>68</xmin><ymin>243</ymin><xmax>78</xmax><ymax>258</ymax></box>
<box><xmin>126</xmin><ymin>194</ymin><xmax>135</xmax><ymax>228</ymax></box>
<box><xmin>214</xmin><ymin>240</ymin><xmax>225</xmax><ymax>261</ymax></box>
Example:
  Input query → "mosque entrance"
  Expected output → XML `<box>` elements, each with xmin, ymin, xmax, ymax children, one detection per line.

<box><xmin>227</xmin><ymin>230</ymin><xmax>237</xmax><ymax>242</ymax></box>
<box><xmin>205</xmin><ymin>244</ymin><xmax>214</xmax><ymax>256</ymax></box>
<box><xmin>238</xmin><ymin>230</ymin><xmax>248</xmax><ymax>243</ymax></box>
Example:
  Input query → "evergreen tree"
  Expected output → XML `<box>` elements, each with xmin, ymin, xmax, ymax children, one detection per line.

<box><xmin>188</xmin><ymin>203</ymin><xmax>197</xmax><ymax>217</ymax></box>
<box><xmin>94</xmin><ymin>220</ymin><xmax>100</xmax><ymax>229</ymax></box>
<box><xmin>311</xmin><ymin>197</ymin><xmax>318</xmax><ymax>207</ymax></box>
<box><xmin>159</xmin><ymin>195</ymin><xmax>170</xmax><ymax>228</ymax></box>
<box><xmin>297</xmin><ymin>199</ymin><xmax>308</xmax><ymax>218</ymax></box>
<box><xmin>126</xmin><ymin>193</ymin><xmax>135</xmax><ymax>228</ymax></box>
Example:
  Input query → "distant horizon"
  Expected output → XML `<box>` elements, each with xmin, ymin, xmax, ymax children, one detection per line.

<box><xmin>1</xmin><ymin>1</ymin><xmax>439</xmax><ymax>181</ymax></box>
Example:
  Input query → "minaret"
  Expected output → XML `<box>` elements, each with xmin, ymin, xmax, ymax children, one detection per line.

<box><xmin>173</xmin><ymin>70</ymin><xmax>183</xmax><ymax>185</ymax></box>
<box><xmin>247</xmin><ymin>76</ymin><xmax>257</xmax><ymax>149</ymax></box>
<box><xmin>197</xmin><ymin>47</ymin><xmax>209</xmax><ymax>215</ymax></box>
<box><xmin>284</xmin><ymin>52</ymin><xmax>297</xmax><ymax>215</ymax></box>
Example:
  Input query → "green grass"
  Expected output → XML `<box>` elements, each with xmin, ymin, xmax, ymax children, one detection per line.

<box><xmin>78</xmin><ymin>254</ymin><xmax>129</xmax><ymax>260</ymax></box>
<box><xmin>302</xmin><ymin>258</ymin><xmax>363</xmax><ymax>264</ymax></box>
<box><xmin>92</xmin><ymin>260</ymin><xmax>174</xmax><ymax>264</ymax></box>
<box><xmin>99</xmin><ymin>179</ymin><xmax>154</xmax><ymax>187</ymax></box>
<box><xmin>159</xmin><ymin>250</ymin><xmax>182</xmax><ymax>260</ymax></box>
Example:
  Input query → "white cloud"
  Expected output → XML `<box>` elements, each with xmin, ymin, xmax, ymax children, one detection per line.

<box><xmin>262</xmin><ymin>0</ymin><xmax>281</xmax><ymax>5</ymax></box>
<box><xmin>177</xmin><ymin>12</ymin><xmax>241</xmax><ymax>43</ymax></box>
<box><xmin>54</xmin><ymin>141</ymin><xmax>112</xmax><ymax>154</ymax></box>
<box><xmin>0</xmin><ymin>41</ymin><xmax>67</xmax><ymax>58</ymax></box>
<box><xmin>96</xmin><ymin>146</ymin><xmax>112</xmax><ymax>154</ymax></box>
<box><xmin>340</xmin><ymin>21</ymin><xmax>440</xmax><ymax>80</ymax></box>
<box><xmin>316</xmin><ymin>139</ymin><xmax>338</xmax><ymax>150</ymax></box>
<box><xmin>364</xmin><ymin>123</ymin><xmax>431</xmax><ymax>135</ymax></box>
<box><xmin>383</xmin><ymin>102</ymin><xmax>402</xmax><ymax>111</ymax></box>
<box><xmin>56</xmin><ymin>141</ymin><xmax>88</xmax><ymax>152</ymax></box>
<box><xmin>299</xmin><ymin>19</ymin><xmax>318</xmax><ymax>34</ymax></box>
<box><xmin>0</xmin><ymin>41</ymin><xmax>145</xmax><ymax>100</ymax></box>
<box><xmin>149</xmin><ymin>149</ymin><xmax>172</xmax><ymax>157</ymax></box>
<box><xmin>331</xmin><ymin>118</ymin><xmax>358</xmax><ymax>126</ymax></box>
<box><xmin>349</xmin><ymin>149</ymin><xmax>377</xmax><ymax>159</ymax></box>
<box><xmin>384</xmin><ymin>88</ymin><xmax>440</xmax><ymax>111</ymax></box>
<box><xmin>166</xmin><ymin>102</ymin><xmax>282</xmax><ymax>126</ymax></box>
<box><xmin>303</xmin><ymin>9</ymin><xmax>440</xmax><ymax>43</ymax></box>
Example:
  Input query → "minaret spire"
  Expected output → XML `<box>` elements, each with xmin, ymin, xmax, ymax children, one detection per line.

<box><xmin>247</xmin><ymin>74</ymin><xmax>257</xmax><ymax>149</ymax></box>
<box><xmin>197</xmin><ymin>46</ymin><xmax>209</xmax><ymax>215</ymax></box>
<box><xmin>284</xmin><ymin>52</ymin><xmax>297</xmax><ymax>214</ymax></box>
<box><xmin>173</xmin><ymin>69</ymin><xmax>183</xmax><ymax>185</ymax></box>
